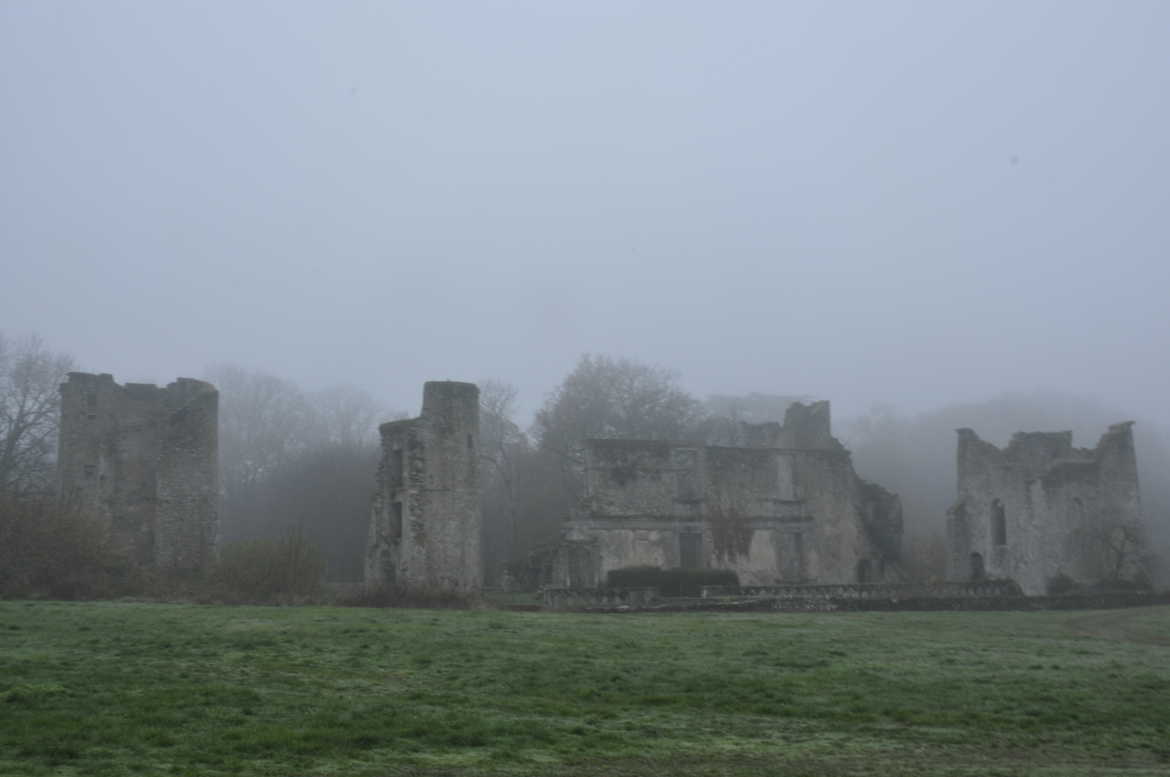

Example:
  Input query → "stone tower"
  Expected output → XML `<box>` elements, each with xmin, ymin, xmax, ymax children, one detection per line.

<box><xmin>57</xmin><ymin>372</ymin><xmax>219</xmax><ymax>572</ymax></box>
<box><xmin>946</xmin><ymin>422</ymin><xmax>1144</xmax><ymax>595</ymax></box>
<box><xmin>366</xmin><ymin>381</ymin><xmax>482</xmax><ymax>591</ymax></box>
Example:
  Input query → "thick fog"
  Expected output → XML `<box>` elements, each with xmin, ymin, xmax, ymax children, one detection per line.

<box><xmin>3</xmin><ymin>1</ymin><xmax>1169</xmax><ymax>427</ymax></box>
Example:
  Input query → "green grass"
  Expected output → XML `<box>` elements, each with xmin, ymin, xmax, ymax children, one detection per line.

<box><xmin>1</xmin><ymin>603</ymin><xmax>1169</xmax><ymax>776</ymax></box>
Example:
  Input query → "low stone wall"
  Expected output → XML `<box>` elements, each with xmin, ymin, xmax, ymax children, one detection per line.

<box><xmin>542</xmin><ymin>587</ymin><xmax>657</xmax><ymax>611</ymax></box>
<box><xmin>539</xmin><ymin>583</ymin><xmax>1167</xmax><ymax>613</ymax></box>
<box><xmin>701</xmin><ymin>581</ymin><xmax>1023</xmax><ymax>600</ymax></box>
<box><xmin>765</xmin><ymin>590</ymin><xmax>1170</xmax><ymax>613</ymax></box>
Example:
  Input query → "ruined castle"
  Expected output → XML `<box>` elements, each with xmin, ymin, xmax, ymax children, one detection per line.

<box><xmin>544</xmin><ymin>401</ymin><xmax>904</xmax><ymax>588</ymax></box>
<box><xmin>366</xmin><ymin>381</ymin><xmax>482</xmax><ymax>591</ymax></box>
<box><xmin>54</xmin><ymin>368</ymin><xmax>1154</xmax><ymax>599</ymax></box>
<box><xmin>946</xmin><ymin>422</ymin><xmax>1145</xmax><ymax>595</ymax></box>
<box><xmin>57</xmin><ymin>372</ymin><xmax>219</xmax><ymax>572</ymax></box>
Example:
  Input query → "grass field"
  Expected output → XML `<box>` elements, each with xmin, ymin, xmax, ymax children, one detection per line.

<box><xmin>1</xmin><ymin>602</ymin><xmax>1169</xmax><ymax>776</ymax></box>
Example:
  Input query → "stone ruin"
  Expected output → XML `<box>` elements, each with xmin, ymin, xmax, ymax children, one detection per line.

<box><xmin>57</xmin><ymin>372</ymin><xmax>219</xmax><ymax>572</ymax></box>
<box><xmin>543</xmin><ymin>401</ymin><xmax>904</xmax><ymax>589</ymax></box>
<box><xmin>946</xmin><ymin>422</ymin><xmax>1146</xmax><ymax>595</ymax></box>
<box><xmin>366</xmin><ymin>381</ymin><xmax>482</xmax><ymax>591</ymax></box>
<box><xmin>52</xmin><ymin>366</ymin><xmax>1157</xmax><ymax>601</ymax></box>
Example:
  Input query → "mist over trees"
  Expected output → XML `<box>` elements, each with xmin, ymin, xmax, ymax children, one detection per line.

<box><xmin>207</xmin><ymin>365</ymin><xmax>395</xmax><ymax>582</ymax></box>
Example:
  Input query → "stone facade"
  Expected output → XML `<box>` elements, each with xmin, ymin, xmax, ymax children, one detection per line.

<box><xmin>946</xmin><ymin>422</ymin><xmax>1145</xmax><ymax>595</ymax></box>
<box><xmin>57</xmin><ymin>372</ymin><xmax>219</xmax><ymax>572</ymax></box>
<box><xmin>548</xmin><ymin>401</ymin><xmax>903</xmax><ymax>588</ymax></box>
<box><xmin>366</xmin><ymin>381</ymin><xmax>482</xmax><ymax>591</ymax></box>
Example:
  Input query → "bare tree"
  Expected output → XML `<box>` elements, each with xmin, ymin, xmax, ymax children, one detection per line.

<box><xmin>534</xmin><ymin>354</ymin><xmax>705</xmax><ymax>458</ymax></box>
<box><xmin>533</xmin><ymin>354</ymin><xmax>704</xmax><ymax>519</ymax></box>
<box><xmin>207</xmin><ymin>364</ymin><xmax>402</xmax><ymax>580</ymax></box>
<box><xmin>205</xmin><ymin>365</ymin><xmax>320</xmax><ymax>495</ymax></box>
<box><xmin>486</xmin><ymin>356</ymin><xmax>708</xmax><ymax>587</ymax></box>
<box><xmin>0</xmin><ymin>333</ymin><xmax>75</xmax><ymax>499</ymax></box>
<box><xmin>309</xmin><ymin>385</ymin><xmax>388</xmax><ymax>447</ymax></box>
<box><xmin>1088</xmin><ymin>513</ymin><xmax>1150</xmax><ymax>587</ymax></box>
<box><xmin>478</xmin><ymin>380</ymin><xmax>525</xmax><ymax>584</ymax></box>
<box><xmin>480</xmin><ymin>380</ymin><xmax>522</xmax><ymax>476</ymax></box>
<box><xmin>244</xmin><ymin>441</ymin><xmax>380</xmax><ymax>582</ymax></box>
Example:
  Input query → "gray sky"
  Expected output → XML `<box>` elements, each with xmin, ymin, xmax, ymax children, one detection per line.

<box><xmin>3</xmin><ymin>1</ymin><xmax>1168</xmax><ymax>425</ymax></box>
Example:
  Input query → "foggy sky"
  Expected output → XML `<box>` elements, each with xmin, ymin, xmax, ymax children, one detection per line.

<box><xmin>3</xmin><ymin>1</ymin><xmax>1168</xmax><ymax>426</ymax></box>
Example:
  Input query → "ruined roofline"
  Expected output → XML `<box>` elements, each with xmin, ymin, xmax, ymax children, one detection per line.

<box><xmin>1102</xmin><ymin>420</ymin><xmax>1136</xmax><ymax>443</ymax></box>
<box><xmin>377</xmin><ymin>380</ymin><xmax>479</xmax><ymax>434</ymax></box>
<box><xmin>565</xmin><ymin>514</ymin><xmax>814</xmax><ymax>528</ymax></box>
<box><xmin>579</xmin><ymin>436</ymin><xmax>851</xmax><ymax>455</ymax></box>
<box><xmin>379</xmin><ymin>417</ymin><xmax>418</xmax><ymax>435</ymax></box>
<box><xmin>421</xmin><ymin>381</ymin><xmax>479</xmax><ymax>414</ymax></box>
<box><xmin>422</xmin><ymin>380</ymin><xmax>479</xmax><ymax>392</ymax></box>
<box><xmin>62</xmin><ymin>371</ymin><xmax>216</xmax><ymax>396</ymax></box>
<box><xmin>582</xmin><ymin>437</ymin><xmax>705</xmax><ymax>449</ymax></box>
<box><xmin>956</xmin><ymin>421</ymin><xmax>1137</xmax><ymax>463</ymax></box>
<box><xmin>706</xmin><ymin>442</ymin><xmax>850</xmax><ymax>456</ymax></box>
<box><xmin>65</xmin><ymin>371</ymin><xmax>116</xmax><ymax>383</ymax></box>
<box><xmin>958</xmin><ymin>427</ymin><xmax>1074</xmax><ymax>446</ymax></box>
<box><xmin>583</xmin><ymin>399</ymin><xmax>840</xmax><ymax>452</ymax></box>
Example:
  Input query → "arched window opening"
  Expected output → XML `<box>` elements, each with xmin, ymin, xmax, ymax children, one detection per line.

<box><xmin>970</xmin><ymin>552</ymin><xmax>985</xmax><ymax>581</ymax></box>
<box><xmin>991</xmin><ymin>500</ymin><xmax>1007</xmax><ymax>546</ymax></box>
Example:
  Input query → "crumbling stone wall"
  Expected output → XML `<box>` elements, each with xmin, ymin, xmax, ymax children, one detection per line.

<box><xmin>553</xmin><ymin>401</ymin><xmax>902</xmax><ymax>588</ymax></box>
<box><xmin>57</xmin><ymin>372</ymin><xmax>219</xmax><ymax>572</ymax></box>
<box><xmin>946</xmin><ymin>422</ymin><xmax>1145</xmax><ymax>595</ymax></box>
<box><xmin>366</xmin><ymin>382</ymin><xmax>482</xmax><ymax>591</ymax></box>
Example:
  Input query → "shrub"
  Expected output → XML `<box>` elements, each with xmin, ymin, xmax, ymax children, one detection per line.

<box><xmin>1047</xmin><ymin>573</ymin><xmax>1153</xmax><ymax>596</ymax></box>
<box><xmin>1096</xmin><ymin>574</ymin><xmax>1153</xmax><ymax>594</ymax></box>
<box><xmin>0</xmin><ymin>495</ymin><xmax>134</xmax><ymax>599</ymax></box>
<box><xmin>210</xmin><ymin>526</ymin><xmax>324</xmax><ymax>601</ymax></box>
<box><xmin>338</xmin><ymin>582</ymin><xmax>478</xmax><ymax>609</ymax></box>
<box><xmin>1046</xmin><ymin>574</ymin><xmax>1080</xmax><ymax>596</ymax></box>
<box><xmin>605</xmin><ymin>566</ymin><xmax>739</xmax><ymax>597</ymax></box>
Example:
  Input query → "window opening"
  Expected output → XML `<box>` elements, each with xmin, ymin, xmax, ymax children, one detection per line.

<box><xmin>391</xmin><ymin>449</ymin><xmax>404</xmax><ymax>487</ymax></box>
<box><xmin>679</xmin><ymin>533</ymin><xmax>703</xmax><ymax>569</ymax></box>
<box><xmin>991</xmin><ymin>499</ymin><xmax>1007</xmax><ymax>546</ymax></box>
<box><xmin>391</xmin><ymin>502</ymin><xmax>403</xmax><ymax>542</ymax></box>
<box><xmin>970</xmin><ymin>552</ymin><xmax>985</xmax><ymax>581</ymax></box>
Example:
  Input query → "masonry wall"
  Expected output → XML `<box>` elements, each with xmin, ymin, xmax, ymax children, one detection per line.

<box><xmin>57</xmin><ymin>372</ymin><xmax>219</xmax><ymax>572</ymax></box>
<box><xmin>556</xmin><ymin>401</ymin><xmax>902</xmax><ymax>588</ymax></box>
<box><xmin>946</xmin><ymin>423</ymin><xmax>1144</xmax><ymax>595</ymax></box>
<box><xmin>366</xmin><ymin>381</ymin><xmax>482</xmax><ymax>591</ymax></box>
